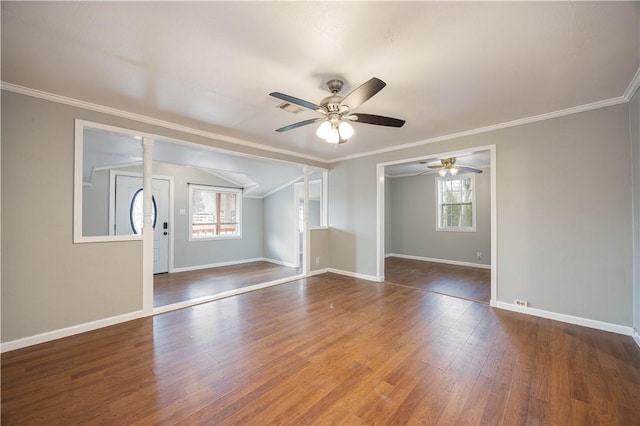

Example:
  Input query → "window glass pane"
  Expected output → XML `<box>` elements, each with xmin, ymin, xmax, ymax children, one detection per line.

<box><xmin>190</xmin><ymin>186</ymin><xmax>241</xmax><ymax>239</ymax></box>
<box><xmin>437</xmin><ymin>176</ymin><xmax>475</xmax><ymax>230</ymax></box>
<box><xmin>129</xmin><ymin>189</ymin><xmax>156</xmax><ymax>235</ymax></box>
<box><xmin>218</xmin><ymin>193</ymin><xmax>237</xmax><ymax>224</ymax></box>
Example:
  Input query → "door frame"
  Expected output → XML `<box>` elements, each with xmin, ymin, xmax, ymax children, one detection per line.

<box><xmin>109</xmin><ymin>170</ymin><xmax>175</xmax><ymax>272</ymax></box>
<box><xmin>376</xmin><ymin>144</ymin><xmax>497</xmax><ymax>306</ymax></box>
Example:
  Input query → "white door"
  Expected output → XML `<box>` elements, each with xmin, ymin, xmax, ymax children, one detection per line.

<box><xmin>114</xmin><ymin>175</ymin><xmax>170</xmax><ymax>274</ymax></box>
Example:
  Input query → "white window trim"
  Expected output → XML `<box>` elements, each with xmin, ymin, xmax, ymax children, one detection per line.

<box><xmin>74</xmin><ymin>119</ymin><xmax>153</xmax><ymax>243</ymax></box>
<box><xmin>188</xmin><ymin>184</ymin><xmax>243</xmax><ymax>241</ymax></box>
<box><xmin>435</xmin><ymin>173</ymin><xmax>477</xmax><ymax>232</ymax></box>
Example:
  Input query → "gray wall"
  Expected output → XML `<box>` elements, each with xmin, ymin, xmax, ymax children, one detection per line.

<box><xmin>83</xmin><ymin>165</ymin><xmax>264</xmax><ymax>267</ymax></box>
<box><xmin>630</xmin><ymin>86</ymin><xmax>640</xmax><ymax>335</ymax></box>
<box><xmin>2</xmin><ymin>92</ymin><xmax>142</xmax><ymax>342</ymax></box>
<box><xmin>309</xmin><ymin>199</ymin><xmax>321</xmax><ymax>227</ymax></box>
<box><xmin>310</xmin><ymin>228</ymin><xmax>329</xmax><ymax>271</ymax></box>
<box><xmin>82</xmin><ymin>170</ymin><xmax>110</xmax><ymax>236</ymax></box>
<box><xmin>329</xmin><ymin>103</ymin><xmax>633</xmax><ymax>327</ymax></box>
<box><xmin>263</xmin><ymin>184</ymin><xmax>296</xmax><ymax>265</ymax></box>
<box><xmin>387</xmin><ymin>169</ymin><xmax>491</xmax><ymax>265</ymax></box>
<box><xmin>1</xmin><ymin>90</ymin><xmax>322</xmax><ymax>343</ymax></box>
<box><xmin>384</xmin><ymin>177</ymin><xmax>392</xmax><ymax>255</ymax></box>
<box><xmin>112</xmin><ymin>163</ymin><xmax>265</xmax><ymax>268</ymax></box>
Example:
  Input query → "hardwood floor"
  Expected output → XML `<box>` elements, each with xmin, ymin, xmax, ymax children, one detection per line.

<box><xmin>3</xmin><ymin>273</ymin><xmax>639</xmax><ymax>425</ymax></box>
<box><xmin>154</xmin><ymin>261</ymin><xmax>301</xmax><ymax>307</ymax></box>
<box><xmin>386</xmin><ymin>256</ymin><xmax>491</xmax><ymax>303</ymax></box>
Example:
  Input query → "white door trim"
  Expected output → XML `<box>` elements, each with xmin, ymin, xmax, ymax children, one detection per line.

<box><xmin>376</xmin><ymin>144</ymin><xmax>497</xmax><ymax>306</ymax></box>
<box><xmin>109</xmin><ymin>170</ymin><xmax>175</xmax><ymax>273</ymax></box>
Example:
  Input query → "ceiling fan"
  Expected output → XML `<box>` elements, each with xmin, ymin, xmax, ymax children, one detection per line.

<box><xmin>419</xmin><ymin>157</ymin><xmax>483</xmax><ymax>177</ymax></box>
<box><xmin>270</xmin><ymin>77</ymin><xmax>405</xmax><ymax>144</ymax></box>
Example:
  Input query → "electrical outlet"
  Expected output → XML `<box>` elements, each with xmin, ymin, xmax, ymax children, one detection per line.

<box><xmin>476</xmin><ymin>251</ymin><xmax>482</xmax><ymax>260</ymax></box>
<box><xmin>315</xmin><ymin>257</ymin><xmax>320</xmax><ymax>264</ymax></box>
<box><xmin>514</xmin><ymin>299</ymin><xmax>528</xmax><ymax>307</ymax></box>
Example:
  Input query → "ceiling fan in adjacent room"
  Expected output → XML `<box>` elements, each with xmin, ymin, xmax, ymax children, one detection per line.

<box><xmin>270</xmin><ymin>77</ymin><xmax>405</xmax><ymax>144</ymax></box>
<box><xmin>419</xmin><ymin>157</ymin><xmax>483</xmax><ymax>177</ymax></box>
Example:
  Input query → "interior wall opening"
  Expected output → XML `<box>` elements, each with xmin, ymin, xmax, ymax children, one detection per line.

<box><xmin>378</xmin><ymin>146</ymin><xmax>496</xmax><ymax>305</ymax></box>
<box><xmin>75</xmin><ymin>120</ymin><xmax>327</xmax><ymax>315</ymax></box>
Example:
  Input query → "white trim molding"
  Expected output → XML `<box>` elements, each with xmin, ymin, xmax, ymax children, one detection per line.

<box><xmin>386</xmin><ymin>253</ymin><xmax>491</xmax><ymax>270</ymax></box>
<box><xmin>170</xmin><ymin>257</ymin><xmax>267</xmax><ymax>273</ymax></box>
<box><xmin>327</xmin><ymin>268</ymin><xmax>382</xmax><ymax>282</ymax></box>
<box><xmin>1</xmin><ymin>82</ymin><xmax>327</xmax><ymax>164</ymax></box>
<box><xmin>5</xmin><ymin>67</ymin><xmax>640</xmax><ymax>166</ymax></box>
<box><xmin>171</xmin><ymin>257</ymin><xmax>299</xmax><ymax>273</ymax></box>
<box><xmin>263</xmin><ymin>258</ymin><xmax>299</xmax><ymax>269</ymax></box>
<box><xmin>633</xmin><ymin>330</ymin><xmax>640</xmax><ymax>348</ymax></box>
<box><xmin>308</xmin><ymin>268</ymin><xmax>329</xmax><ymax>277</ymax></box>
<box><xmin>329</xmin><ymin>95</ymin><xmax>630</xmax><ymax>163</ymax></box>
<box><xmin>152</xmin><ymin>274</ymin><xmax>305</xmax><ymax>316</ymax></box>
<box><xmin>1</xmin><ymin>310</ymin><xmax>144</xmax><ymax>353</ymax></box>
<box><xmin>496</xmin><ymin>301</ymin><xmax>635</xmax><ymax>337</ymax></box>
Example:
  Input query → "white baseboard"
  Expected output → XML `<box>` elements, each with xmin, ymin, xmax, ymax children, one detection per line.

<box><xmin>496</xmin><ymin>301</ymin><xmax>635</xmax><ymax>337</ymax></box>
<box><xmin>1</xmin><ymin>310</ymin><xmax>144</xmax><ymax>353</ymax></box>
<box><xmin>171</xmin><ymin>257</ymin><xmax>284</xmax><ymax>273</ymax></box>
<box><xmin>386</xmin><ymin>253</ymin><xmax>491</xmax><ymax>270</ymax></box>
<box><xmin>308</xmin><ymin>268</ymin><xmax>329</xmax><ymax>276</ymax></box>
<box><xmin>633</xmin><ymin>330</ymin><xmax>640</xmax><ymax>348</ymax></box>
<box><xmin>153</xmin><ymin>274</ymin><xmax>305</xmax><ymax>315</ymax></box>
<box><xmin>263</xmin><ymin>258</ymin><xmax>298</xmax><ymax>268</ymax></box>
<box><xmin>327</xmin><ymin>268</ymin><xmax>382</xmax><ymax>282</ymax></box>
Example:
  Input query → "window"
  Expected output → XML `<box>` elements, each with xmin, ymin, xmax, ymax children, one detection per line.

<box><xmin>189</xmin><ymin>185</ymin><xmax>241</xmax><ymax>240</ymax></box>
<box><xmin>436</xmin><ymin>175</ymin><xmax>476</xmax><ymax>232</ymax></box>
<box><xmin>129</xmin><ymin>189</ymin><xmax>157</xmax><ymax>235</ymax></box>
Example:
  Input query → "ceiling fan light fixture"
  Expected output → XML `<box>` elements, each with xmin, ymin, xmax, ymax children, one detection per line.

<box><xmin>316</xmin><ymin>121</ymin><xmax>332</xmax><ymax>139</ymax></box>
<box><xmin>438</xmin><ymin>169</ymin><xmax>447</xmax><ymax>177</ymax></box>
<box><xmin>325</xmin><ymin>125</ymin><xmax>341</xmax><ymax>144</ymax></box>
<box><xmin>338</xmin><ymin>121</ymin><xmax>354</xmax><ymax>139</ymax></box>
<box><xmin>449</xmin><ymin>167</ymin><xmax>459</xmax><ymax>176</ymax></box>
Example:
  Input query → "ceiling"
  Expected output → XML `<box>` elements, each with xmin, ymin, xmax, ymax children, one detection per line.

<box><xmin>2</xmin><ymin>2</ymin><xmax>639</xmax><ymax>163</ymax></box>
<box><xmin>385</xmin><ymin>150</ymin><xmax>490</xmax><ymax>178</ymax></box>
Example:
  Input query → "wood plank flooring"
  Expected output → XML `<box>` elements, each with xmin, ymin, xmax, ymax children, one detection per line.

<box><xmin>386</xmin><ymin>256</ymin><xmax>491</xmax><ymax>303</ymax></box>
<box><xmin>3</xmin><ymin>274</ymin><xmax>639</xmax><ymax>425</ymax></box>
<box><xmin>154</xmin><ymin>261</ymin><xmax>301</xmax><ymax>307</ymax></box>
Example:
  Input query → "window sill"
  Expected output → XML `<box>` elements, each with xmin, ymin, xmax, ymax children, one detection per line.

<box><xmin>189</xmin><ymin>235</ymin><xmax>243</xmax><ymax>242</ymax></box>
<box><xmin>436</xmin><ymin>227</ymin><xmax>476</xmax><ymax>233</ymax></box>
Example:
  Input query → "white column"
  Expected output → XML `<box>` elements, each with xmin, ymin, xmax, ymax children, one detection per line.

<box><xmin>376</xmin><ymin>165</ymin><xmax>385</xmax><ymax>282</ymax></box>
<box><xmin>142</xmin><ymin>137</ymin><xmax>154</xmax><ymax>315</ymax></box>
<box><xmin>303</xmin><ymin>166</ymin><xmax>309</xmax><ymax>275</ymax></box>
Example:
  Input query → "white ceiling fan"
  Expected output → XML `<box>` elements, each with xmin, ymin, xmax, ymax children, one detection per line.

<box><xmin>419</xmin><ymin>157</ymin><xmax>483</xmax><ymax>177</ymax></box>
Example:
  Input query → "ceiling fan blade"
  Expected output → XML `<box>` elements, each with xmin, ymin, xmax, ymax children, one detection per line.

<box><xmin>270</xmin><ymin>92</ymin><xmax>321</xmax><ymax>112</ymax></box>
<box><xmin>457</xmin><ymin>166</ymin><xmax>483</xmax><ymax>174</ymax></box>
<box><xmin>275</xmin><ymin>118</ymin><xmax>324</xmax><ymax>132</ymax></box>
<box><xmin>349</xmin><ymin>113</ymin><xmax>405</xmax><ymax>128</ymax></box>
<box><xmin>339</xmin><ymin>77</ymin><xmax>386</xmax><ymax>111</ymax></box>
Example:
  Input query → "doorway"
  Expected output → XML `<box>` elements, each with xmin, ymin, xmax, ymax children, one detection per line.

<box><xmin>376</xmin><ymin>145</ymin><xmax>497</xmax><ymax>306</ymax></box>
<box><xmin>112</xmin><ymin>172</ymin><xmax>171</xmax><ymax>274</ymax></box>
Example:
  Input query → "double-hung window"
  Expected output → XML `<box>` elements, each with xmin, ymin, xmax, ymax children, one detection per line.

<box><xmin>436</xmin><ymin>175</ymin><xmax>476</xmax><ymax>232</ymax></box>
<box><xmin>189</xmin><ymin>185</ymin><xmax>242</xmax><ymax>240</ymax></box>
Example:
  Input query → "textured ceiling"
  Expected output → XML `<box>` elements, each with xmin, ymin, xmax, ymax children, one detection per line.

<box><xmin>2</xmin><ymin>2</ymin><xmax>639</xmax><ymax>162</ymax></box>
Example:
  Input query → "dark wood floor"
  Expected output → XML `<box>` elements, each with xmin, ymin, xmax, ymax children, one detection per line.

<box><xmin>386</xmin><ymin>256</ymin><xmax>491</xmax><ymax>303</ymax></box>
<box><xmin>3</xmin><ymin>274</ymin><xmax>639</xmax><ymax>425</ymax></box>
<box><xmin>154</xmin><ymin>261</ymin><xmax>301</xmax><ymax>307</ymax></box>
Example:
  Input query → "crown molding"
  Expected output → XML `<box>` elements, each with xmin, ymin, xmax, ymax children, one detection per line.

<box><xmin>4</xmin><ymin>67</ymin><xmax>639</xmax><ymax>167</ymax></box>
<box><xmin>0</xmin><ymin>82</ymin><xmax>328</xmax><ymax>164</ymax></box>
<box><xmin>624</xmin><ymin>66</ymin><xmax>640</xmax><ymax>101</ymax></box>
<box><xmin>328</xmin><ymin>94</ymin><xmax>630</xmax><ymax>163</ymax></box>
